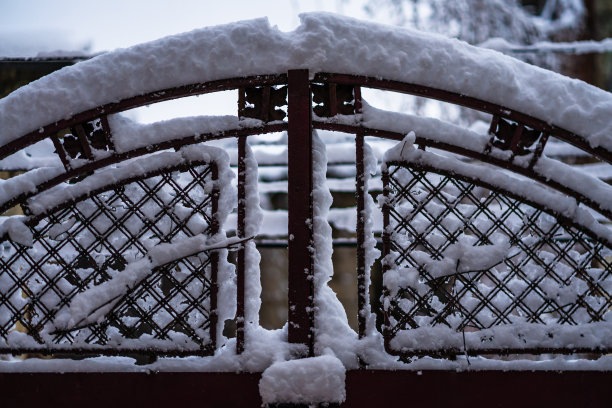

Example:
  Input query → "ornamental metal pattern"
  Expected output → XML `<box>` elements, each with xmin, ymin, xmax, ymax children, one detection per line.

<box><xmin>382</xmin><ymin>164</ymin><xmax>612</xmax><ymax>356</ymax></box>
<box><xmin>0</xmin><ymin>162</ymin><xmax>220</xmax><ymax>355</ymax></box>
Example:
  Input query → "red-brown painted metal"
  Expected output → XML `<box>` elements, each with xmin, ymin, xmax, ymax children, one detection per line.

<box><xmin>4</xmin><ymin>370</ymin><xmax>609</xmax><ymax>407</ymax></box>
<box><xmin>2</xmin><ymin>68</ymin><xmax>611</xmax><ymax>377</ymax></box>
<box><xmin>287</xmin><ymin>69</ymin><xmax>314</xmax><ymax>355</ymax></box>
<box><xmin>236</xmin><ymin>135</ymin><xmax>246</xmax><ymax>354</ymax></box>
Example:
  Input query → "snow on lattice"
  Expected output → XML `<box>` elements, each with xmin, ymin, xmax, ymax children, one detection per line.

<box><xmin>1</xmin><ymin>13</ymin><xmax>611</xmax><ymax>151</ymax></box>
<box><xmin>0</xmin><ymin>144</ymin><xmax>236</xmax><ymax>350</ymax></box>
<box><xmin>382</xmin><ymin>134</ymin><xmax>612</xmax><ymax>352</ymax></box>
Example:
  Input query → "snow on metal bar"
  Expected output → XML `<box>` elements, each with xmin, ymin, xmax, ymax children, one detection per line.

<box><xmin>381</xmin><ymin>135</ymin><xmax>612</xmax><ymax>355</ymax></box>
<box><xmin>0</xmin><ymin>145</ymin><xmax>236</xmax><ymax>355</ymax></box>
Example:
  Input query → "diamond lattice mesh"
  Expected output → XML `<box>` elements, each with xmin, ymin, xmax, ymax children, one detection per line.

<box><xmin>382</xmin><ymin>164</ymin><xmax>612</xmax><ymax>354</ymax></box>
<box><xmin>0</xmin><ymin>164</ymin><xmax>219</xmax><ymax>353</ymax></box>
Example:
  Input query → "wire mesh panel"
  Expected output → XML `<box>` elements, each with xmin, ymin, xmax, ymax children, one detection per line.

<box><xmin>0</xmin><ymin>161</ymin><xmax>224</xmax><ymax>355</ymax></box>
<box><xmin>381</xmin><ymin>163</ymin><xmax>612</xmax><ymax>356</ymax></box>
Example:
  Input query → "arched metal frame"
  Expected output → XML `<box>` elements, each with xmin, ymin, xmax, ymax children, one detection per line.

<box><xmin>1</xmin><ymin>69</ymin><xmax>611</xmax><ymax>358</ymax></box>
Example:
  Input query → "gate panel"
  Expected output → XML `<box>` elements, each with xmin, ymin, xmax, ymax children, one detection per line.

<box><xmin>0</xmin><ymin>147</ymin><xmax>235</xmax><ymax>355</ymax></box>
<box><xmin>382</xmin><ymin>162</ymin><xmax>612</xmax><ymax>356</ymax></box>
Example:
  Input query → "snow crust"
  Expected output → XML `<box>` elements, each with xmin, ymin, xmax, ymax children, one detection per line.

<box><xmin>2</xmin><ymin>13</ymin><xmax>611</xmax><ymax>152</ymax></box>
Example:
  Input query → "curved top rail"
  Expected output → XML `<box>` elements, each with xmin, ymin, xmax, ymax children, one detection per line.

<box><xmin>1</xmin><ymin>13</ymin><xmax>611</xmax><ymax>159</ymax></box>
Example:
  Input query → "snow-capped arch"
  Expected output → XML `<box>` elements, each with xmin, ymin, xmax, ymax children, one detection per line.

<box><xmin>1</xmin><ymin>12</ymin><xmax>611</xmax><ymax>159</ymax></box>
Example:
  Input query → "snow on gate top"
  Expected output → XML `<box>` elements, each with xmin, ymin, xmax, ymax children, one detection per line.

<box><xmin>0</xmin><ymin>12</ymin><xmax>611</xmax><ymax>151</ymax></box>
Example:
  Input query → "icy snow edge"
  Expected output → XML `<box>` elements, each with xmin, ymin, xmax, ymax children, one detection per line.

<box><xmin>1</xmin><ymin>13</ymin><xmax>611</xmax><ymax>151</ymax></box>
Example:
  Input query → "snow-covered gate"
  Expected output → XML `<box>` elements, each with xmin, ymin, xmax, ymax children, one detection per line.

<box><xmin>1</xmin><ymin>15</ymin><xmax>612</xmax><ymax>406</ymax></box>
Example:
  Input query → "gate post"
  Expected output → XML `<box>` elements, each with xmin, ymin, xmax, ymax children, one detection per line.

<box><xmin>287</xmin><ymin>69</ymin><xmax>314</xmax><ymax>355</ymax></box>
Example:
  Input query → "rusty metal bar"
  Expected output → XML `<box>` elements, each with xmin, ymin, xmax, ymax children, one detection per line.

<box><xmin>354</xmin><ymin>83</ymin><xmax>368</xmax><ymax>339</ymax></box>
<box><xmin>509</xmin><ymin>123</ymin><xmax>525</xmax><ymax>157</ymax></box>
<box><xmin>99</xmin><ymin>115</ymin><xmax>115</xmax><ymax>151</ymax></box>
<box><xmin>261</xmin><ymin>86</ymin><xmax>271</xmax><ymax>122</ymax></box>
<box><xmin>0</xmin><ymin>74</ymin><xmax>288</xmax><ymax>161</ymax></box>
<box><xmin>356</xmin><ymin>130</ymin><xmax>367</xmax><ymax>339</ymax></box>
<box><xmin>529</xmin><ymin>133</ymin><xmax>550</xmax><ymax>170</ymax></box>
<box><xmin>287</xmin><ymin>69</ymin><xmax>314</xmax><ymax>354</ymax></box>
<box><xmin>381</xmin><ymin>168</ymin><xmax>392</xmax><ymax>352</ymax></box>
<box><xmin>312</xmin><ymin>73</ymin><xmax>612</xmax><ymax>165</ymax></box>
<box><xmin>74</xmin><ymin>124</ymin><xmax>93</xmax><ymax>160</ymax></box>
<box><xmin>50</xmin><ymin>133</ymin><xmax>70</xmax><ymax>170</ymax></box>
<box><xmin>236</xmin><ymin>135</ymin><xmax>246</xmax><ymax>354</ymax></box>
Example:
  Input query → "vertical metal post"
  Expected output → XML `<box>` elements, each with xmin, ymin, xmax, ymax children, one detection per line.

<box><xmin>287</xmin><ymin>69</ymin><xmax>314</xmax><ymax>355</ymax></box>
<box><xmin>210</xmin><ymin>164</ymin><xmax>220</xmax><ymax>351</ymax></box>
<box><xmin>381</xmin><ymin>168</ymin><xmax>391</xmax><ymax>352</ymax></box>
<box><xmin>356</xmin><ymin>131</ymin><xmax>367</xmax><ymax>339</ymax></box>
<box><xmin>236</xmin><ymin>135</ymin><xmax>246</xmax><ymax>354</ymax></box>
<box><xmin>354</xmin><ymin>86</ymin><xmax>367</xmax><ymax>339</ymax></box>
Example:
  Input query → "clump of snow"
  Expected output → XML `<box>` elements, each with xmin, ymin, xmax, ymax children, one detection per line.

<box><xmin>0</xmin><ymin>216</ymin><xmax>33</xmax><ymax>247</ymax></box>
<box><xmin>311</xmin><ymin>132</ymin><xmax>359</xmax><ymax>367</ymax></box>
<box><xmin>2</xmin><ymin>13</ymin><xmax>612</xmax><ymax>153</ymax></box>
<box><xmin>259</xmin><ymin>353</ymin><xmax>346</xmax><ymax>405</ymax></box>
<box><xmin>108</xmin><ymin>114</ymin><xmax>263</xmax><ymax>153</ymax></box>
<box><xmin>241</xmin><ymin>141</ymin><xmax>264</xmax><ymax>336</ymax></box>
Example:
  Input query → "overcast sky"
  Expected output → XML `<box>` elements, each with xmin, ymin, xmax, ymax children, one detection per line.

<box><xmin>0</xmin><ymin>0</ymin><xmax>368</xmax><ymax>55</ymax></box>
<box><xmin>0</xmin><ymin>0</ymin><xmax>402</xmax><ymax>121</ymax></box>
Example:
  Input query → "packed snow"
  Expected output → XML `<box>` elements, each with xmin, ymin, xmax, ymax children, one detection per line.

<box><xmin>259</xmin><ymin>354</ymin><xmax>346</xmax><ymax>404</ymax></box>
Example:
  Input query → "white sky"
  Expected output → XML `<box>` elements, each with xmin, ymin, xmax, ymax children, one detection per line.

<box><xmin>0</xmin><ymin>0</ymin><xmax>367</xmax><ymax>54</ymax></box>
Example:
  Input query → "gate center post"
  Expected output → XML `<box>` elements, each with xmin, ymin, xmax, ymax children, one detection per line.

<box><xmin>287</xmin><ymin>69</ymin><xmax>314</xmax><ymax>356</ymax></box>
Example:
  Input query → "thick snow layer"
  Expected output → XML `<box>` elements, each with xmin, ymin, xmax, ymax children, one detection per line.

<box><xmin>108</xmin><ymin>114</ymin><xmax>264</xmax><ymax>153</ymax></box>
<box><xmin>0</xmin><ymin>216</ymin><xmax>32</xmax><ymax>247</ymax></box>
<box><xmin>242</xmin><ymin>141</ymin><xmax>264</xmax><ymax>331</ymax></box>
<box><xmin>1</xmin><ymin>13</ymin><xmax>611</xmax><ymax>152</ymax></box>
<box><xmin>25</xmin><ymin>144</ymin><xmax>234</xmax><ymax>216</ymax></box>
<box><xmin>3</xmin><ymin>353</ymin><xmax>612</xmax><ymax>373</ymax></box>
<box><xmin>311</xmin><ymin>133</ymin><xmax>359</xmax><ymax>367</ymax></box>
<box><xmin>259</xmin><ymin>354</ymin><xmax>346</xmax><ymax>404</ymax></box>
<box><xmin>391</xmin><ymin>322</ymin><xmax>612</xmax><ymax>352</ymax></box>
